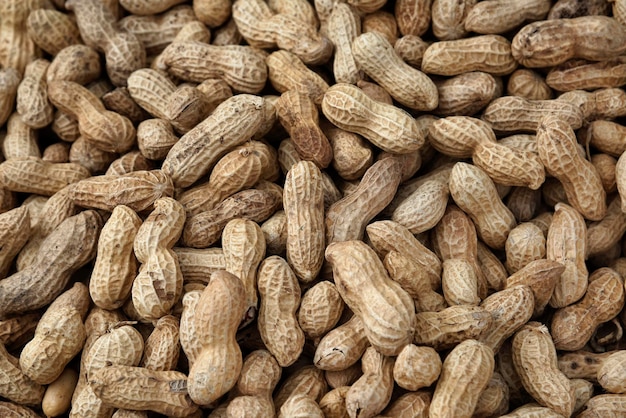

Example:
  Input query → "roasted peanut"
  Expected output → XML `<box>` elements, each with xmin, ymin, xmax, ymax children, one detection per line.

<box><xmin>393</xmin><ymin>344</ymin><xmax>441</xmax><ymax>391</ymax></box>
<box><xmin>413</xmin><ymin>305</ymin><xmax>492</xmax><ymax>350</ymax></box>
<box><xmin>345</xmin><ymin>347</ymin><xmax>394</xmax><ymax>418</ymax></box>
<box><xmin>464</xmin><ymin>0</ymin><xmax>551</xmax><ymax>34</ymax></box>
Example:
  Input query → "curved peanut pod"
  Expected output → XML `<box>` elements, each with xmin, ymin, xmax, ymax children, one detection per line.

<box><xmin>257</xmin><ymin>256</ymin><xmax>305</xmax><ymax>367</ymax></box>
<box><xmin>162</xmin><ymin>94</ymin><xmax>268</xmax><ymax>188</ymax></box>
<box><xmin>322</xmin><ymin>83</ymin><xmax>425</xmax><ymax>154</ymax></box>
<box><xmin>188</xmin><ymin>271</ymin><xmax>246</xmax><ymax>405</ymax></box>
<box><xmin>68</xmin><ymin>170</ymin><xmax>174</xmax><ymax>212</ymax></box>
<box><xmin>353</xmin><ymin>32</ymin><xmax>438</xmax><ymax>110</ymax></box>
<box><xmin>160</xmin><ymin>41</ymin><xmax>267</xmax><ymax>93</ymax></box>
<box><xmin>90</xmin><ymin>205</ymin><xmax>142</xmax><ymax>309</ymax></box>
<box><xmin>326</xmin><ymin>240</ymin><xmax>415</xmax><ymax>356</ymax></box>
<box><xmin>512</xmin><ymin>16</ymin><xmax>626</xmax><ymax>68</ymax></box>
<box><xmin>0</xmin><ymin>343</ymin><xmax>45</xmax><ymax>406</ymax></box>
<box><xmin>0</xmin><ymin>157</ymin><xmax>90</xmax><ymax>196</ymax></box>
<box><xmin>430</xmin><ymin>340</ymin><xmax>495</xmax><ymax>418</ymax></box>
<box><xmin>538</xmin><ymin>114</ymin><xmax>606</xmax><ymax>221</ymax></box>
<box><xmin>512</xmin><ymin>323</ymin><xmax>574</xmax><ymax>417</ymax></box>
<box><xmin>89</xmin><ymin>366</ymin><xmax>198</xmax><ymax>417</ymax></box>
<box><xmin>0</xmin><ymin>211</ymin><xmax>101</xmax><ymax>317</ymax></box>
<box><xmin>0</xmin><ymin>206</ymin><xmax>30</xmax><ymax>278</ymax></box>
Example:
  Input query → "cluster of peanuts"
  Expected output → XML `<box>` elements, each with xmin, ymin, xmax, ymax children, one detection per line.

<box><xmin>3</xmin><ymin>0</ymin><xmax>626</xmax><ymax>417</ymax></box>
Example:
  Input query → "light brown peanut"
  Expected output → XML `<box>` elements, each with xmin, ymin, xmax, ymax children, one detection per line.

<box><xmin>2</xmin><ymin>113</ymin><xmax>40</xmax><ymax>160</ymax></box>
<box><xmin>266</xmin><ymin>50</ymin><xmax>330</xmax><ymax>104</ymax></box>
<box><xmin>188</xmin><ymin>271</ymin><xmax>246</xmax><ymax>405</ymax></box>
<box><xmin>232</xmin><ymin>0</ymin><xmax>332</xmax><ymax>65</ymax></box>
<box><xmin>505</xmin><ymin>222</ymin><xmax>546</xmax><ymax>274</ymax></box>
<box><xmin>483</xmin><ymin>96</ymin><xmax>583</xmax><ymax>132</ymax></box>
<box><xmin>464</xmin><ymin>0</ymin><xmax>551</xmax><ymax>34</ymax></box>
<box><xmin>257</xmin><ymin>256</ymin><xmax>305</xmax><ymax>367</ymax></box>
<box><xmin>326</xmin><ymin>3</ymin><xmax>362</xmax><ymax>84</ymax></box>
<box><xmin>182</xmin><ymin>186</ymin><xmax>282</xmax><ymax>248</ymax></box>
<box><xmin>345</xmin><ymin>347</ymin><xmax>394</xmax><ymax>418</ymax></box>
<box><xmin>326</xmin><ymin>158</ymin><xmax>402</xmax><ymax>243</ymax></box>
<box><xmin>431</xmin><ymin>0</ymin><xmax>476</xmax><ymax>40</ymax></box>
<box><xmin>512</xmin><ymin>16</ymin><xmax>626</xmax><ymax>68</ymax></box>
<box><xmin>0</xmin><ymin>342</ymin><xmax>45</xmax><ymax>406</ymax></box>
<box><xmin>314</xmin><ymin>315</ymin><xmax>369</xmax><ymax>371</ymax></box>
<box><xmin>68</xmin><ymin>170</ymin><xmax>174</xmax><ymax>212</ymax></box>
<box><xmin>506</xmin><ymin>69</ymin><xmax>553</xmax><ymax>100</ymax></box>
<box><xmin>597</xmin><ymin>351</ymin><xmax>626</xmax><ymax>394</ymax></box>
<box><xmin>441</xmin><ymin>258</ymin><xmax>480</xmax><ymax>306</ymax></box>
<box><xmin>159</xmin><ymin>41</ymin><xmax>267</xmax><ymax>93</ymax></box>
<box><xmin>326</xmin><ymin>240</ymin><xmax>415</xmax><ymax>356</ymax></box>
<box><xmin>0</xmin><ymin>68</ymin><xmax>20</xmax><ymax>127</ymax></box>
<box><xmin>538</xmin><ymin>114</ymin><xmax>606</xmax><ymax>220</ymax></box>
<box><xmin>47</xmin><ymin>45</ymin><xmax>102</xmax><ymax>86</ymax></box>
<box><xmin>430</xmin><ymin>339</ymin><xmax>495</xmax><ymax>418</ymax></box>
<box><xmin>322</xmin><ymin>83</ymin><xmax>425</xmax><ymax>154</ymax></box>
<box><xmin>273</xmin><ymin>366</ymin><xmax>327</xmax><ymax>411</ymax></box>
<box><xmin>261</xmin><ymin>210</ymin><xmax>288</xmax><ymax>256</ymax></box>
<box><xmin>66</xmin><ymin>0</ymin><xmax>146</xmax><ymax>86</ymax></box>
<box><xmin>140</xmin><ymin>315</ymin><xmax>180</xmax><ymax>371</ymax></box>
<box><xmin>284</xmin><ymin>160</ymin><xmax>325</xmax><ymax>282</ymax></box>
<box><xmin>413</xmin><ymin>305</ymin><xmax>492</xmax><ymax>351</ymax></box>
<box><xmin>422</xmin><ymin>35</ymin><xmax>517</xmax><ymax>76</ymax></box>
<box><xmin>19</xmin><ymin>284</ymin><xmax>88</xmax><ymax>385</ymax></box>
<box><xmin>178</xmin><ymin>143</ymin><xmax>264</xmax><ymax>216</ymax></box>
<box><xmin>0</xmin><ymin>206</ymin><xmax>30</xmax><ymax>278</ymax></box>
<box><xmin>352</xmin><ymin>31</ymin><xmax>438</xmax><ymax>111</ymax></box>
<box><xmin>326</xmin><ymin>127</ymin><xmax>373</xmax><ymax>181</ymax></box>
<box><xmin>275</xmin><ymin>89</ymin><xmax>333</xmax><ymax>168</ymax></box>
<box><xmin>48</xmin><ymin>80</ymin><xmax>136</xmax><ymax>154</ymax></box>
<box><xmin>222</xmin><ymin>218</ymin><xmax>266</xmax><ymax>327</ymax></box>
<box><xmin>162</xmin><ymin>94</ymin><xmax>268</xmax><ymax>188</ymax></box>
<box><xmin>0</xmin><ymin>211</ymin><xmax>101</xmax><ymax>317</ymax></box>
<box><xmin>434</xmin><ymin>71</ymin><xmax>500</xmax><ymax>116</ymax></box>
<box><xmin>89</xmin><ymin>365</ymin><xmax>198</xmax><ymax>417</ymax></box>
<box><xmin>132</xmin><ymin>197</ymin><xmax>185</xmax><ymax>321</ymax></box>
<box><xmin>551</xmin><ymin>268</ymin><xmax>625</xmax><ymax>351</ymax></box>
<box><xmin>0</xmin><ymin>157</ymin><xmax>90</xmax><ymax>196</ymax></box>
<box><xmin>512</xmin><ymin>323</ymin><xmax>574</xmax><ymax>417</ymax></box>
<box><xmin>16</xmin><ymin>59</ymin><xmax>53</xmax><ymax>128</ymax></box>
<box><xmin>393</xmin><ymin>344</ymin><xmax>441</xmax><ymax>391</ymax></box>
<box><xmin>90</xmin><ymin>205</ymin><xmax>141</xmax><ymax>310</ymax></box>
<box><xmin>298</xmin><ymin>281</ymin><xmax>344</xmax><ymax>340</ymax></box>
<box><xmin>449</xmin><ymin>162</ymin><xmax>516</xmax><ymax>249</ymax></box>
<box><xmin>506</xmin><ymin>259</ymin><xmax>563</xmax><ymax>318</ymax></box>
<box><xmin>546</xmin><ymin>202</ymin><xmax>588</xmax><ymax>308</ymax></box>
<box><xmin>26</xmin><ymin>8</ymin><xmax>81</xmax><ymax>56</ymax></box>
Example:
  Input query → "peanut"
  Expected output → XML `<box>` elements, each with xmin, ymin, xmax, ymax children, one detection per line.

<box><xmin>47</xmin><ymin>45</ymin><xmax>102</xmax><ymax>86</ymax></box>
<box><xmin>322</xmin><ymin>83</ymin><xmax>425</xmax><ymax>154</ymax></box>
<box><xmin>483</xmin><ymin>96</ymin><xmax>583</xmax><ymax>132</ymax></box>
<box><xmin>0</xmin><ymin>211</ymin><xmax>101</xmax><ymax>317</ymax></box>
<box><xmin>314</xmin><ymin>315</ymin><xmax>369</xmax><ymax>371</ymax></box>
<box><xmin>298</xmin><ymin>281</ymin><xmax>344</xmax><ymax>340</ymax></box>
<box><xmin>132</xmin><ymin>197</ymin><xmax>185</xmax><ymax>321</ymax></box>
<box><xmin>326</xmin><ymin>240</ymin><xmax>415</xmax><ymax>356</ymax></box>
<box><xmin>512</xmin><ymin>16</ymin><xmax>626</xmax><ymax>68</ymax></box>
<box><xmin>353</xmin><ymin>31</ymin><xmax>438</xmax><ymax>111</ymax></box>
<box><xmin>67</xmin><ymin>0</ymin><xmax>146</xmax><ymax>86</ymax></box>
<box><xmin>266</xmin><ymin>50</ymin><xmax>330</xmax><ymax>104</ymax></box>
<box><xmin>422</xmin><ymin>35</ymin><xmax>517</xmax><ymax>76</ymax></box>
<box><xmin>90</xmin><ymin>205</ymin><xmax>141</xmax><ymax>310</ymax></box>
<box><xmin>0</xmin><ymin>342</ymin><xmax>45</xmax><ymax>406</ymax></box>
<box><xmin>16</xmin><ymin>59</ymin><xmax>53</xmax><ymax>128</ymax></box>
<box><xmin>257</xmin><ymin>256</ymin><xmax>305</xmax><ymax>367</ymax></box>
<box><xmin>506</xmin><ymin>69</ymin><xmax>553</xmax><ymax>100</ymax></box>
<box><xmin>0</xmin><ymin>206</ymin><xmax>30</xmax><ymax>278</ymax></box>
<box><xmin>431</xmin><ymin>0</ymin><xmax>476</xmax><ymax>41</ymax></box>
<box><xmin>222</xmin><ymin>218</ymin><xmax>266</xmax><ymax>327</ymax></box>
<box><xmin>413</xmin><ymin>305</ymin><xmax>492</xmax><ymax>350</ymax></box>
<box><xmin>194</xmin><ymin>0</ymin><xmax>232</xmax><ymax>28</ymax></box>
<box><xmin>26</xmin><ymin>9</ymin><xmax>81</xmax><ymax>56</ymax></box>
<box><xmin>345</xmin><ymin>347</ymin><xmax>394</xmax><ymax>418</ymax></box>
<box><xmin>188</xmin><ymin>271</ymin><xmax>246</xmax><ymax>405</ymax></box>
<box><xmin>42</xmin><ymin>368</ymin><xmax>78</xmax><ymax>418</ymax></box>
<box><xmin>464</xmin><ymin>0</ymin><xmax>551</xmax><ymax>35</ymax></box>
<box><xmin>393</xmin><ymin>344</ymin><xmax>441</xmax><ymax>391</ymax></box>
<box><xmin>512</xmin><ymin>322</ymin><xmax>574</xmax><ymax>417</ymax></box>
<box><xmin>430</xmin><ymin>339</ymin><xmax>495</xmax><ymax>418</ymax></box>
<box><xmin>0</xmin><ymin>68</ymin><xmax>20</xmax><ymax>127</ymax></box>
<box><xmin>551</xmin><ymin>267</ymin><xmax>625</xmax><ymax>351</ymax></box>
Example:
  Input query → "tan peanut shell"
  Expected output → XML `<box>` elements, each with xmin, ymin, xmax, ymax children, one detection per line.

<box><xmin>326</xmin><ymin>240</ymin><xmax>415</xmax><ymax>356</ymax></box>
<box><xmin>188</xmin><ymin>271</ymin><xmax>246</xmax><ymax>405</ymax></box>
<box><xmin>0</xmin><ymin>343</ymin><xmax>45</xmax><ymax>406</ymax></box>
<box><xmin>512</xmin><ymin>323</ymin><xmax>574</xmax><ymax>417</ymax></box>
<box><xmin>393</xmin><ymin>344</ymin><xmax>441</xmax><ymax>391</ymax></box>
<box><xmin>352</xmin><ymin>31</ymin><xmax>438</xmax><ymax>111</ymax></box>
<box><xmin>222</xmin><ymin>218</ymin><xmax>266</xmax><ymax>327</ymax></box>
<box><xmin>0</xmin><ymin>157</ymin><xmax>90</xmax><ymax>196</ymax></box>
<box><xmin>512</xmin><ymin>16</ymin><xmax>626</xmax><ymax>68</ymax></box>
<box><xmin>0</xmin><ymin>210</ymin><xmax>101</xmax><ymax>317</ymax></box>
<box><xmin>413</xmin><ymin>305</ymin><xmax>493</xmax><ymax>350</ymax></box>
<box><xmin>132</xmin><ymin>197</ymin><xmax>185</xmax><ymax>321</ymax></box>
<box><xmin>162</xmin><ymin>94</ymin><xmax>268</xmax><ymax>188</ymax></box>
<box><xmin>89</xmin><ymin>365</ymin><xmax>199</xmax><ymax>417</ymax></box>
<box><xmin>140</xmin><ymin>315</ymin><xmax>180</xmax><ymax>372</ymax></box>
<box><xmin>430</xmin><ymin>339</ymin><xmax>495</xmax><ymax>418</ymax></box>
<box><xmin>345</xmin><ymin>346</ymin><xmax>395</xmax><ymax>418</ymax></box>
<box><xmin>322</xmin><ymin>83</ymin><xmax>425</xmax><ymax>154</ymax></box>
<box><xmin>90</xmin><ymin>205</ymin><xmax>141</xmax><ymax>309</ymax></box>
<box><xmin>284</xmin><ymin>160</ymin><xmax>325</xmax><ymax>282</ymax></box>
<box><xmin>26</xmin><ymin>9</ymin><xmax>81</xmax><ymax>56</ymax></box>
<box><xmin>298</xmin><ymin>281</ymin><xmax>344</xmax><ymax>340</ymax></box>
<box><xmin>0</xmin><ymin>206</ymin><xmax>30</xmax><ymax>278</ymax></box>
<box><xmin>257</xmin><ymin>256</ymin><xmax>305</xmax><ymax>367</ymax></box>
<box><xmin>464</xmin><ymin>0</ymin><xmax>551</xmax><ymax>34</ymax></box>
<box><xmin>68</xmin><ymin>170</ymin><xmax>174</xmax><ymax>212</ymax></box>
<box><xmin>546</xmin><ymin>203</ymin><xmax>588</xmax><ymax>308</ymax></box>
<box><xmin>314</xmin><ymin>315</ymin><xmax>369</xmax><ymax>371</ymax></box>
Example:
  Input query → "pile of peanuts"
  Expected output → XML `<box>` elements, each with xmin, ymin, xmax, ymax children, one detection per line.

<box><xmin>3</xmin><ymin>0</ymin><xmax>626</xmax><ymax>417</ymax></box>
